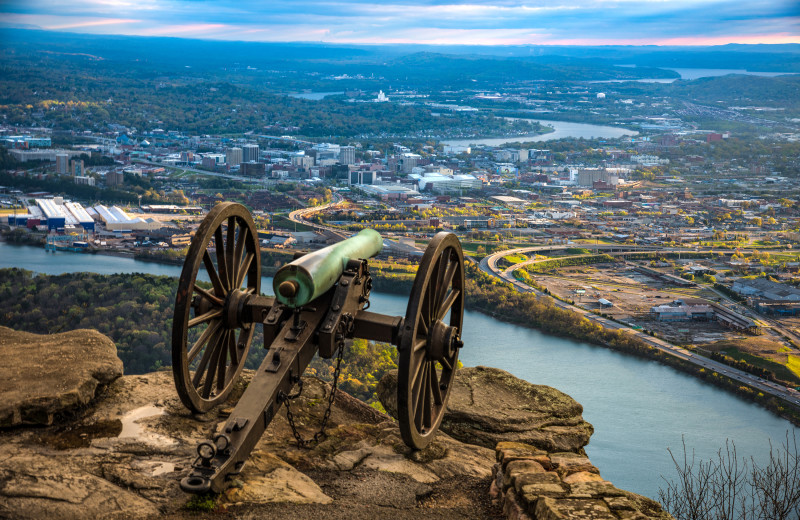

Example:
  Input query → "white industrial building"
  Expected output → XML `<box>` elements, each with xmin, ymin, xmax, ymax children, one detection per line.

<box><xmin>410</xmin><ymin>172</ymin><xmax>482</xmax><ymax>193</ymax></box>
<box><xmin>90</xmin><ymin>205</ymin><xmax>161</xmax><ymax>231</ymax></box>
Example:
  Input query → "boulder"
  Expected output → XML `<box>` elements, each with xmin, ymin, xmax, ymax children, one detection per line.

<box><xmin>0</xmin><ymin>327</ymin><xmax>124</xmax><ymax>427</ymax></box>
<box><xmin>378</xmin><ymin>366</ymin><xmax>593</xmax><ymax>453</ymax></box>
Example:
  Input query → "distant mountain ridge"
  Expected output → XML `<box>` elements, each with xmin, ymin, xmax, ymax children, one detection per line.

<box><xmin>2</xmin><ymin>28</ymin><xmax>798</xmax><ymax>75</ymax></box>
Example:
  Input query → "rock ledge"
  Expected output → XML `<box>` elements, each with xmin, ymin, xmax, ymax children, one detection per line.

<box><xmin>0</xmin><ymin>326</ymin><xmax>123</xmax><ymax>427</ymax></box>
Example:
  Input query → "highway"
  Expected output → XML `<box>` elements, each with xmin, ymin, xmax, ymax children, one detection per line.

<box><xmin>479</xmin><ymin>249</ymin><xmax>800</xmax><ymax>410</ymax></box>
<box><xmin>287</xmin><ymin>197</ymin><xmax>424</xmax><ymax>256</ymax></box>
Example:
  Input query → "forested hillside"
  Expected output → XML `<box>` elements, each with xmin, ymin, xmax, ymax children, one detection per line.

<box><xmin>0</xmin><ymin>268</ymin><xmax>400</xmax><ymax>405</ymax></box>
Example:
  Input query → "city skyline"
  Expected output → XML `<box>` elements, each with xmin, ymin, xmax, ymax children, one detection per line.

<box><xmin>1</xmin><ymin>0</ymin><xmax>798</xmax><ymax>46</ymax></box>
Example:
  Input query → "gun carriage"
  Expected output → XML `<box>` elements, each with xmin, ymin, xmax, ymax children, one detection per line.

<box><xmin>172</xmin><ymin>202</ymin><xmax>465</xmax><ymax>494</ymax></box>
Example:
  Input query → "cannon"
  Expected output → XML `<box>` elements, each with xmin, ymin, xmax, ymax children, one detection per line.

<box><xmin>172</xmin><ymin>202</ymin><xmax>465</xmax><ymax>494</ymax></box>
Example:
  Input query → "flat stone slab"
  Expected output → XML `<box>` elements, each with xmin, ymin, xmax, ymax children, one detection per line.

<box><xmin>0</xmin><ymin>327</ymin><xmax>124</xmax><ymax>427</ymax></box>
<box><xmin>378</xmin><ymin>366</ymin><xmax>594</xmax><ymax>452</ymax></box>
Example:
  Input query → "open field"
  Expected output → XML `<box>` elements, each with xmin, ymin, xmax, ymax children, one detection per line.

<box><xmin>528</xmin><ymin>261</ymin><xmax>749</xmax><ymax>345</ymax></box>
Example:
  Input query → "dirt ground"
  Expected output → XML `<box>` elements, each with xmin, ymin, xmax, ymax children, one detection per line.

<box><xmin>165</xmin><ymin>473</ymin><xmax>501</xmax><ymax>520</ymax></box>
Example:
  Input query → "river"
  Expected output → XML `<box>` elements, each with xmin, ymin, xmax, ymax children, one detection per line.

<box><xmin>0</xmin><ymin>241</ymin><xmax>797</xmax><ymax>500</ymax></box>
<box><xmin>440</xmin><ymin>119</ymin><xmax>638</xmax><ymax>148</ymax></box>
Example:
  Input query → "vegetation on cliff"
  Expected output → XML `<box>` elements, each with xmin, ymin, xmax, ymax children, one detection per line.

<box><xmin>0</xmin><ymin>268</ymin><xmax>399</xmax><ymax>405</ymax></box>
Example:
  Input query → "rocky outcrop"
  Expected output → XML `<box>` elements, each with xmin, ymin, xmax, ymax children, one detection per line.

<box><xmin>0</xmin><ymin>328</ymin><xmax>498</xmax><ymax>519</ymax></box>
<box><xmin>378</xmin><ymin>366</ymin><xmax>594</xmax><ymax>453</ymax></box>
<box><xmin>0</xmin><ymin>326</ymin><xmax>124</xmax><ymax>427</ymax></box>
<box><xmin>0</xmin><ymin>329</ymin><xmax>669</xmax><ymax>520</ymax></box>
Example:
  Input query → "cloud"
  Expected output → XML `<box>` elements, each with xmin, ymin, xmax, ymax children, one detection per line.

<box><xmin>1</xmin><ymin>0</ymin><xmax>797</xmax><ymax>45</ymax></box>
<box><xmin>45</xmin><ymin>18</ymin><xmax>141</xmax><ymax>30</ymax></box>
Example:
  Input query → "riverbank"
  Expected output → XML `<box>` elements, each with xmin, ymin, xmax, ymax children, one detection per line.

<box><xmin>372</xmin><ymin>263</ymin><xmax>800</xmax><ymax>427</ymax></box>
<box><xmin>471</xmin><ymin>259</ymin><xmax>800</xmax><ymax>427</ymax></box>
<box><xmin>6</xmin><ymin>237</ymin><xmax>799</xmax><ymax>425</ymax></box>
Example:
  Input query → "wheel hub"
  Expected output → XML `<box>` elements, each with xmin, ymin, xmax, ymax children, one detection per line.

<box><xmin>223</xmin><ymin>289</ymin><xmax>250</xmax><ymax>329</ymax></box>
<box><xmin>427</xmin><ymin>320</ymin><xmax>459</xmax><ymax>362</ymax></box>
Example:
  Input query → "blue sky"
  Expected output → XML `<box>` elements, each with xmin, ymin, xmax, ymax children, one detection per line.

<box><xmin>2</xmin><ymin>0</ymin><xmax>798</xmax><ymax>45</ymax></box>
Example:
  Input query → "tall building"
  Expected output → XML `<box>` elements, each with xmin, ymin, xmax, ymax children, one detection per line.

<box><xmin>226</xmin><ymin>147</ymin><xmax>243</xmax><ymax>167</ymax></box>
<box><xmin>242</xmin><ymin>144</ymin><xmax>260</xmax><ymax>163</ymax></box>
<box><xmin>400</xmin><ymin>153</ymin><xmax>420</xmax><ymax>173</ymax></box>
<box><xmin>106</xmin><ymin>170</ymin><xmax>124</xmax><ymax>186</ymax></box>
<box><xmin>240</xmin><ymin>162</ymin><xmax>266</xmax><ymax>177</ymax></box>
<box><xmin>291</xmin><ymin>155</ymin><xmax>314</xmax><ymax>170</ymax></box>
<box><xmin>69</xmin><ymin>159</ymin><xmax>84</xmax><ymax>177</ymax></box>
<box><xmin>56</xmin><ymin>153</ymin><xmax>69</xmax><ymax>174</ymax></box>
<box><xmin>349</xmin><ymin>170</ymin><xmax>376</xmax><ymax>185</ymax></box>
<box><xmin>339</xmin><ymin>146</ymin><xmax>356</xmax><ymax>165</ymax></box>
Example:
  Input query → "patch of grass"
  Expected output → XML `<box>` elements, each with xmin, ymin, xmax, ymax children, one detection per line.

<box><xmin>503</xmin><ymin>254</ymin><xmax>529</xmax><ymax>264</ymax></box>
<box><xmin>724</xmin><ymin>347</ymin><xmax>800</xmax><ymax>385</ymax></box>
<box><xmin>787</xmin><ymin>355</ymin><xmax>800</xmax><ymax>381</ymax></box>
<box><xmin>270</xmin><ymin>214</ymin><xmax>314</xmax><ymax>232</ymax></box>
<box><xmin>183</xmin><ymin>492</ymin><xmax>218</xmax><ymax>512</ymax></box>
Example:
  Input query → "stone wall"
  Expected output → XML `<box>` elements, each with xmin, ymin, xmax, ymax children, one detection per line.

<box><xmin>490</xmin><ymin>441</ymin><xmax>670</xmax><ymax>520</ymax></box>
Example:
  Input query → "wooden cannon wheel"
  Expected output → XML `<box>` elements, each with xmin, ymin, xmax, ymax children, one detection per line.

<box><xmin>172</xmin><ymin>202</ymin><xmax>261</xmax><ymax>413</ymax></box>
<box><xmin>397</xmin><ymin>232</ymin><xmax>465</xmax><ymax>449</ymax></box>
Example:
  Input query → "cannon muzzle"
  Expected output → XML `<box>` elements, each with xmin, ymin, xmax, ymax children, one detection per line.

<box><xmin>273</xmin><ymin>229</ymin><xmax>382</xmax><ymax>307</ymax></box>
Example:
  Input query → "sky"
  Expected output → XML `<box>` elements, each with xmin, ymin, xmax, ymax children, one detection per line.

<box><xmin>1</xmin><ymin>0</ymin><xmax>798</xmax><ymax>46</ymax></box>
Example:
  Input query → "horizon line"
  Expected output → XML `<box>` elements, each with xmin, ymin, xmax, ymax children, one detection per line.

<box><xmin>3</xmin><ymin>26</ymin><xmax>799</xmax><ymax>48</ymax></box>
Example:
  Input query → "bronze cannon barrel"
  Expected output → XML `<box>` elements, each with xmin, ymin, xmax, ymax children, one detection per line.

<box><xmin>272</xmin><ymin>228</ymin><xmax>382</xmax><ymax>308</ymax></box>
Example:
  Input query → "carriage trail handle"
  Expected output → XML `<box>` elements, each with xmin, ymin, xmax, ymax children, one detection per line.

<box><xmin>272</xmin><ymin>228</ymin><xmax>382</xmax><ymax>308</ymax></box>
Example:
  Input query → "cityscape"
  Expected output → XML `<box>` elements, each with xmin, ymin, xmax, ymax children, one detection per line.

<box><xmin>1</xmin><ymin>7</ymin><xmax>800</xmax><ymax>519</ymax></box>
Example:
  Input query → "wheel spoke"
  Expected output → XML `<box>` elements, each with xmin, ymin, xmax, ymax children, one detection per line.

<box><xmin>437</xmin><ymin>289</ymin><xmax>460</xmax><ymax>322</ymax></box>
<box><xmin>418</xmin><ymin>318</ymin><xmax>428</xmax><ymax>336</ymax></box>
<box><xmin>228</xmin><ymin>330</ymin><xmax>239</xmax><ymax>366</ymax></box>
<box><xmin>413</xmin><ymin>337</ymin><xmax>427</xmax><ymax>353</ymax></box>
<box><xmin>226</xmin><ymin>216</ymin><xmax>236</xmax><ymax>290</ymax></box>
<box><xmin>214</xmin><ymin>227</ymin><xmax>230</xmax><ymax>292</ymax></box>
<box><xmin>440</xmin><ymin>356</ymin><xmax>453</xmax><ymax>372</ymax></box>
<box><xmin>413</xmin><ymin>362</ymin><xmax>428</xmax><ymax>429</ymax></box>
<box><xmin>433</xmin><ymin>256</ymin><xmax>450</xmax><ymax>313</ymax></box>
<box><xmin>193</xmin><ymin>283</ymin><xmax>223</xmax><ymax>306</ymax></box>
<box><xmin>235</xmin><ymin>252</ymin><xmax>254</xmax><ymax>290</ymax></box>
<box><xmin>422</xmin><ymin>362</ymin><xmax>432</xmax><ymax>429</ymax></box>
<box><xmin>233</xmin><ymin>224</ymin><xmax>249</xmax><ymax>288</ymax></box>
<box><xmin>188</xmin><ymin>308</ymin><xmax>223</xmax><ymax>328</ymax></box>
<box><xmin>192</xmin><ymin>329</ymin><xmax>224</xmax><ymax>388</ymax></box>
<box><xmin>202</xmin><ymin>330</ymin><xmax>227</xmax><ymax>398</ymax></box>
<box><xmin>430</xmin><ymin>365</ymin><xmax>443</xmax><ymax>405</ymax></box>
<box><xmin>187</xmin><ymin>319</ymin><xmax>221</xmax><ymax>362</ymax></box>
<box><xmin>216</xmin><ymin>329</ymin><xmax>229</xmax><ymax>393</ymax></box>
<box><xmin>226</xmin><ymin>333</ymin><xmax>240</xmax><ymax>385</ymax></box>
<box><xmin>202</xmin><ymin>250</ymin><xmax>226</xmax><ymax>297</ymax></box>
<box><xmin>438</xmin><ymin>257</ymin><xmax>457</xmax><ymax>309</ymax></box>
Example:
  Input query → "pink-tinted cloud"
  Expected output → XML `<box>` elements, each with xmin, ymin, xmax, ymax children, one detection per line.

<box><xmin>45</xmin><ymin>18</ymin><xmax>140</xmax><ymax>30</ymax></box>
<box><xmin>2</xmin><ymin>0</ymin><xmax>797</xmax><ymax>45</ymax></box>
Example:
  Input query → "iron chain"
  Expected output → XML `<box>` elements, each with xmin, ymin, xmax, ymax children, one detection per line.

<box><xmin>282</xmin><ymin>314</ymin><xmax>352</xmax><ymax>448</ymax></box>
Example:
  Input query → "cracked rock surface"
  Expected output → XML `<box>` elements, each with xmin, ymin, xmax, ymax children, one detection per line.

<box><xmin>0</xmin><ymin>330</ymin><xmax>499</xmax><ymax>519</ymax></box>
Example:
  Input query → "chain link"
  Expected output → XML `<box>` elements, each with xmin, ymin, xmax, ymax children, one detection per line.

<box><xmin>282</xmin><ymin>314</ymin><xmax>352</xmax><ymax>448</ymax></box>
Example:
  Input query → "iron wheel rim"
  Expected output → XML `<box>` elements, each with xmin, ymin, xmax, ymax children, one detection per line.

<box><xmin>397</xmin><ymin>232</ymin><xmax>464</xmax><ymax>449</ymax></box>
<box><xmin>172</xmin><ymin>202</ymin><xmax>261</xmax><ymax>413</ymax></box>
